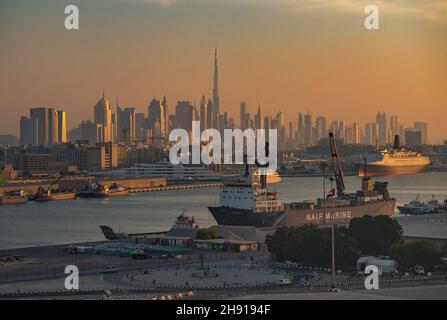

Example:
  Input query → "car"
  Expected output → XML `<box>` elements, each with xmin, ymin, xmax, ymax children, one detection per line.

<box><xmin>278</xmin><ymin>278</ymin><xmax>292</xmax><ymax>285</ymax></box>
<box><xmin>328</xmin><ymin>286</ymin><xmax>340</xmax><ymax>292</ymax></box>
<box><xmin>414</xmin><ymin>265</ymin><xmax>425</xmax><ymax>275</ymax></box>
<box><xmin>102</xmin><ymin>266</ymin><xmax>120</xmax><ymax>273</ymax></box>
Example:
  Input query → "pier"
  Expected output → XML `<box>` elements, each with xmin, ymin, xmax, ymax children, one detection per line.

<box><xmin>129</xmin><ymin>183</ymin><xmax>222</xmax><ymax>193</ymax></box>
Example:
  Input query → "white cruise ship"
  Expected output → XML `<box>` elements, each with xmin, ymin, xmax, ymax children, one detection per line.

<box><xmin>91</xmin><ymin>161</ymin><xmax>223</xmax><ymax>182</ymax></box>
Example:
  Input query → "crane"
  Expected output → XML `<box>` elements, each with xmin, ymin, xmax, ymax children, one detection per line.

<box><xmin>328</xmin><ymin>132</ymin><xmax>345</xmax><ymax>197</ymax></box>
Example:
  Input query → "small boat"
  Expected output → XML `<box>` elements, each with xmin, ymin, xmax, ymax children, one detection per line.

<box><xmin>397</xmin><ymin>195</ymin><xmax>446</xmax><ymax>215</ymax></box>
<box><xmin>34</xmin><ymin>188</ymin><xmax>77</xmax><ymax>201</ymax></box>
<box><xmin>0</xmin><ymin>190</ymin><xmax>28</xmax><ymax>205</ymax></box>
<box><xmin>106</xmin><ymin>183</ymin><xmax>129</xmax><ymax>197</ymax></box>
<box><xmin>79</xmin><ymin>183</ymin><xmax>129</xmax><ymax>198</ymax></box>
<box><xmin>78</xmin><ymin>183</ymin><xmax>100</xmax><ymax>198</ymax></box>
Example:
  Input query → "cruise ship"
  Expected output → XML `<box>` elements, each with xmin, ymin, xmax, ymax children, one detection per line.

<box><xmin>209</xmin><ymin>133</ymin><xmax>396</xmax><ymax>228</ymax></box>
<box><xmin>91</xmin><ymin>161</ymin><xmax>223</xmax><ymax>182</ymax></box>
<box><xmin>359</xmin><ymin>135</ymin><xmax>430</xmax><ymax>177</ymax></box>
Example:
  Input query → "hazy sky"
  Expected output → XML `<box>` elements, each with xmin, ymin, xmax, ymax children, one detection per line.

<box><xmin>1</xmin><ymin>0</ymin><xmax>446</xmax><ymax>143</ymax></box>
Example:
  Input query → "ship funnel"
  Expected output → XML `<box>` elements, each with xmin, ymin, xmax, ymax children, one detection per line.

<box><xmin>393</xmin><ymin>135</ymin><xmax>400</xmax><ymax>149</ymax></box>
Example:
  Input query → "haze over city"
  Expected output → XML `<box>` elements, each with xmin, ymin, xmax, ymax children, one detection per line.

<box><xmin>1</xmin><ymin>0</ymin><xmax>446</xmax><ymax>143</ymax></box>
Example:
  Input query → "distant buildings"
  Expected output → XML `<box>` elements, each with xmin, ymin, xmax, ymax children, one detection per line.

<box><xmin>20</xmin><ymin>107</ymin><xmax>67</xmax><ymax>147</ymax></box>
<box><xmin>405</xmin><ymin>130</ymin><xmax>422</xmax><ymax>146</ymax></box>
<box><xmin>376</xmin><ymin>112</ymin><xmax>387</xmax><ymax>146</ymax></box>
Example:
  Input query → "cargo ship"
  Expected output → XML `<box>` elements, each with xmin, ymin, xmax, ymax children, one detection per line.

<box><xmin>359</xmin><ymin>135</ymin><xmax>430</xmax><ymax>177</ymax></box>
<box><xmin>208</xmin><ymin>133</ymin><xmax>397</xmax><ymax>228</ymax></box>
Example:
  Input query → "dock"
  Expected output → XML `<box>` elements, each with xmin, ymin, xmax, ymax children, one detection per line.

<box><xmin>129</xmin><ymin>183</ymin><xmax>222</xmax><ymax>193</ymax></box>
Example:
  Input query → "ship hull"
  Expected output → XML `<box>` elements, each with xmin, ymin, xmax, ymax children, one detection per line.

<box><xmin>359</xmin><ymin>164</ymin><xmax>429</xmax><ymax>177</ymax></box>
<box><xmin>0</xmin><ymin>196</ymin><xmax>28</xmax><ymax>205</ymax></box>
<box><xmin>209</xmin><ymin>199</ymin><xmax>396</xmax><ymax>228</ymax></box>
<box><xmin>50</xmin><ymin>192</ymin><xmax>77</xmax><ymax>201</ymax></box>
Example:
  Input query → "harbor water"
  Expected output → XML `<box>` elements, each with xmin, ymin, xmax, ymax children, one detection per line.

<box><xmin>0</xmin><ymin>172</ymin><xmax>446</xmax><ymax>249</ymax></box>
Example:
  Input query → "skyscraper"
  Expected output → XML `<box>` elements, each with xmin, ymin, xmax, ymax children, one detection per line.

<box><xmin>161</xmin><ymin>96</ymin><xmax>169</xmax><ymax>138</ymax></box>
<box><xmin>135</xmin><ymin>112</ymin><xmax>146</xmax><ymax>141</ymax></box>
<box><xmin>390</xmin><ymin>116</ymin><xmax>399</xmax><ymax>138</ymax></box>
<box><xmin>48</xmin><ymin>108</ymin><xmax>59</xmax><ymax>145</ymax></box>
<box><xmin>117</xmin><ymin>107</ymin><xmax>136</xmax><ymax>145</ymax></box>
<box><xmin>254</xmin><ymin>105</ymin><xmax>263</xmax><ymax>130</ymax></box>
<box><xmin>57</xmin><ymin>110</ymin><xmax>67</xmax><ymax>143</ymax></box>
<box><xmin>212</xmin><ymin>48</ymin><xmax>220</xmax><ymax>115</ymax></box>
<box><xmin>353</xmin><ymin>122</ymin><xmax>361</xmax><ymax>145</ymax></box>
<box><xmin>147</xmin><ymin>99</ymin><xmax>166</xmax><ymax>138</ymax></box>
<box><xmin>414</xmin><ymin>122</ymin><xmax>428</xmax><ymax>144</ymax></box>
<box><xmin>376</xmin><ymin>112</ymin><xmax>387</xmax><ymax>146</ymax></box>
<box><xmin>93</xmin><ymin>91</ymin><xmax>112</xmax><ymax>143</ymax></box>
<box><xmin>175</xmin><ymin>101</ymin><xmax>196</xmax><ymax>132</ymax></box>
<box><xmin>315</xmin><ymin>116</ymin><xmax>327</xmax><ymax>143</ymax></box>
<box><xmin>304</xmin><ymin>114</ymin><xmax>313</xmax><ymax>147</ymax></box>
<box><xmin>199</xmin><ymin>95</ymin><xmax>208</xmax><ymax>131</ymax></box>
<box><xmin>20</xmin><ymin>116</ymin><xmax>35</xmax><ymax>146</ymax></box>
<box><xmin>365</xmin><ymin>122</ymin><xmax>378</xmax><ymax>146</ymax></box>
<box><xmin>30</xmin><ymin>107</ymin><xmax>49</xmax><ymax>146</ymax></box>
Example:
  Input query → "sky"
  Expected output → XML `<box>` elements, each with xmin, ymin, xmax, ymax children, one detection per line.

<box><xmin>0</xmin><ymin>0</ymin><xmax>446</xmax><ymax>143</ymax></box>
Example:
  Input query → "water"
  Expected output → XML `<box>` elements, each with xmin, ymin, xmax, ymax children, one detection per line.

<box><xmin>0</xmin><ymin>172</ymin><xmax>446</xmax><ymax>249</ymax></box>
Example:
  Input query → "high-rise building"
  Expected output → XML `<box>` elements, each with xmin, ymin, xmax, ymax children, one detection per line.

<box><xmin>240</xmin><ymin>102</ymin><xmax>248</xmax><ymax>129</ymax></box>
<box><xmin>376</xmin><ymin>112</ymin><xmax>387</xmax><ymax>146</ymax></box>
<box><xmin>212</xmin><ymin>48</ymin><xmax>220</xmax><ymax>115</ymax></box>
<box><xmin>405</xmin><ymin>130</ymin><xmax>422</xmax><ymax>146</ymax></box>
<box><xmin>315</xmin><ymin>116</ymin><xmax>327</xmax><ymax>143</ymax></box>
<box><xmin>199</xmin><ymin>95</ymin><xmax>208</xmax><ymax>131</ymax></box>
<box><xmin>20</xmin><ymin>116</ymin><xmax>34</xmax><ymax>145</ymax></box>
<box><xmin>48</xmin><ymin>108</ymin><xmax>59</xmax><ymax>145</ymax></box>
<box><xmin>353</xmin><ymin>122</ymin><xmax>361</xmax><ymax>144</ymax></box>
<box><xmin>57</xmin><ymin>111</ymin><xmax>67</xmax><ymax>143</ymax></box>
<box><xmin>147</xmin><ymin>99</ymin><xmax>166</xmax><ymax>138</ymax></box>
<box><xmin>30</xmin><ymin>107</ymin><xmax>48</xmax><ymax>146</ymax></box>
<box><xmin>161</xmin><ymin>96</ymin><xmax>169</xmax><ymax>138</ymax></box>
<box><xmin>390</xmin><ymin>116</ymin><xmax>399</xmax><ymax>138</ymax></box>
<box><xmin>414</xmin><ymin>122</ymin><xmax>428</xmax><ymax>144</ymax></box>
<box><xmin>175</xmin><ymin>101</ymin><xmax>196</xmax><ymax>132</ymax></box>
<box><xmin>135</xmin><ymin>112</ymin><xmax>146</xmax><ymax>141</ymax></box>
<box><xmin>93</xmin><ymin>91</ymin><xmax>112</xmax><ymax>143</ymax></box>
<box><xmin>117</xmin><ymin>107</ymin><xmax>136</xmax><ymax>145</ymax></box>
<box><xmin>254</xmin><ymin>105</ymin><xmax>263</xmax><ymax>130</ymax></box>
<box><xmin>365</xmin><ymin>122</ymin><xmax>378</xmax><ymax>146</ymax></box>
<box><xmin>303</xmin><ymin>114</ymin><xmax>313</xmax><ymax>147</ymax></box>
<box><xmin>79</xmin><ymin>120</ymin><xmax>103</xmax><ymax>144</ymax></box>
<box><xmin>95</xmin><ymin>103</ymin><xmax>111</xmax><ymax>142</ymax></box>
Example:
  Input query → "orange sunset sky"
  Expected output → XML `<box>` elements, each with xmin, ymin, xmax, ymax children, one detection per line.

<box><xmin>0</xmin><ymin>0</ymin><xmax>446</xmax><ymax>143</ymax></box>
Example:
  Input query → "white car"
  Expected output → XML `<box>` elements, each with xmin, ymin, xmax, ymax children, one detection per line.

<box><xmin>103</xmin><ymin>266</ymin><xmax>120</xmax><ymax>273</ymax></box>
<box><xmin>278</xmin><ymin>278</ymin><xmax>292</xmax><ymax>285</ymax></box>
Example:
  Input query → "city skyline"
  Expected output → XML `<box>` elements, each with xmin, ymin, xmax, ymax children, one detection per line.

<box><xmin>1</xmin><ymin>0</ymin><xmax>446</xmax><ymax>143</ymax></box>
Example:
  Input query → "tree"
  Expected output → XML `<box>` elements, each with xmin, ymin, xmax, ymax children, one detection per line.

<box><xmin>265</xmin><ymin>224</ymin><xmax>360</xmax><ymax>270</ymax></box>
<box><xmin>390</xmin><ymin>240</ymin><xmax>442</xmax><ymax>272</ymax></box>
<box><xmin>196</xmin><ymin>227</ymin><xmax>220</xmax><ymax>240</ymax></box>
<box><xmin>442</xmin><ymin>242</ymin><xmax>447</xmax><ymax>257</ymax></box>
<box><xmin>348</xmin><ymin>215</ymin><xmax>403</xmax><ymax>255</ymax></box>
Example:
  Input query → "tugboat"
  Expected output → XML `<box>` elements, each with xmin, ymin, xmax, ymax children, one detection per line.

<box><xmin>0</xmin><ymin>190</ymin><xmax>28</xmax><ymax>205</ymax></box>
<box><xmin>94</xmin><ymin>183</ymin><xmax>129</xmax><ymax>197</ymax></box>
<box><xmin>78</xmin><ymin>183</ymin><xmax>100</xmax><ymax>198</ymax></box>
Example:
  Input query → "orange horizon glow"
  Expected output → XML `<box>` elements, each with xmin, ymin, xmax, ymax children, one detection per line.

<box><xmin>0</xmin><ymin>0</ymin><xmax>446</xmax><ymax>143</ymax></box>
